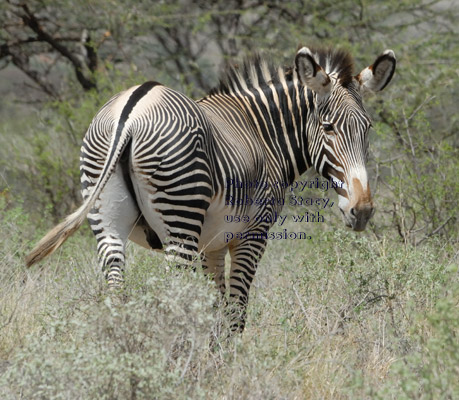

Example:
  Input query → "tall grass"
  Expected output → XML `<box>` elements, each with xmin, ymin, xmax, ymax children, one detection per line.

<box><xmin>0</xmin><ymin>200</ymin><xmax>457</xmax><ymax>399</ymax></box>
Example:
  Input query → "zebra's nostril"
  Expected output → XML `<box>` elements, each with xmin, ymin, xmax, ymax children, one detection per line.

<box><xmin>350</xmin><ymin>208</ymin><xmax>356</xmax><ymax>217</ymax></box>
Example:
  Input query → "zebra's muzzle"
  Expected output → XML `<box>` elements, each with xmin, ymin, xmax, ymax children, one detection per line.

<box><xmin>340</xmin><ymin>204</ymin><xmax>375</xmax><ymax>232</ymax></box>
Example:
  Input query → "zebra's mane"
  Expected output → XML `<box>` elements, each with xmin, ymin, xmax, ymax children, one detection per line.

<box><xmin>307</xmin><ymin>47</ymin><xmax>355</xmax><ymax>87</ymax></box>
<box><xmin>209</xmin><ymin>47</ymin><xmax>355</xmax><ymax>96</ymax></box>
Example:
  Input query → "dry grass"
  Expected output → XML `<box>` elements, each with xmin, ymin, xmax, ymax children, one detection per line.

<box><xmin>0</xmin><ymin>202</ymin><xmax>457</xmax><ymax>399</ymax></box>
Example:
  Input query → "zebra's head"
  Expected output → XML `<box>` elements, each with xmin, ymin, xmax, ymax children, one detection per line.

<box><xmin>295</xmin><ymin>47</ymin><xmax>396</xmax><ymax>231</ymax></box>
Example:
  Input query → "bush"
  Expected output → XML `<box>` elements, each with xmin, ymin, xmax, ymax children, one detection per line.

<box><xmin>1</xmin><ymin>265</ymin><xmax>216</xmax><ymax>400</ymax></box>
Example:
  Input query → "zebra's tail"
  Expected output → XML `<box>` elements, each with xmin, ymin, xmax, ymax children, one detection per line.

<box><xmin>25</xmin><ymin>202</ymin><xmax>94</xmax><ymax>267</ymax></box>
<box><xmin>25</xmin><ymin>81</ymin><xmax>160</xmax><ymax>268</ymax></box>
<box><xmin>25</xmin><ymin>125</ymin><xmax>131</xmax><ymax>267</ymax></box>
<box><xmin>25</xmin><ymin>129</ymin><xmax>130</xmax><ymax>267</ymax></box>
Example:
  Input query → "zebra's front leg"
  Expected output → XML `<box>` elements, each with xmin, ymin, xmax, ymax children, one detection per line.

<box><xmin>201</xmin><ymin>248</ymin><xmax>228</xmax><ymax>343</ymax></box>
<box><xmin>201</xmin><ymin>247</ymin><xmax>228</xmax><ymax>295</ymax></box>
<box><xmin>228</xmin><ymin>239</ymin><xmax>266</xmax><ymax>333</ymax></box>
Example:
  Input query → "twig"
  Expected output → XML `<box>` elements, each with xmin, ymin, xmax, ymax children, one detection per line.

<box><xmin>415</xmin><ymin>216</ymin><xmax>454</xmax><ymax>246</ymax></box>
<box><xmin>180</xmin><ymin>336</ymin><xmax>195</xmax><ymax>381</ymax></box>
<box><xmin>407</xmin><ymin>95</ymin><xmax>436</xmax><ymax>122</ymax></box>
<box><xmin>292</xmin><ymin>284</ymin><xmax>308</xmax><ymax>319</ymax></box>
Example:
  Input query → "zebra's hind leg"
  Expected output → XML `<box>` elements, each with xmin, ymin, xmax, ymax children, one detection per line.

<box><xmin>163</xmin><ymin>238</ymin><xmax>200</xmax><ymax>269</ymax></box>
<box><xmin>97</xmin><ymin>234</ymin><xmax>127</xmax><ymax>288</ymax></box>
<box><xmin>87</xmin><ymin>163</ymin><xmax>140</xmax><ymax>289</ymax></box>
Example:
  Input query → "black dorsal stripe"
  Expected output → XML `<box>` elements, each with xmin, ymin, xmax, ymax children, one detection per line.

<box><xmin>103</xmin><ymin>81</ymin><xmax>161</xmax><ymax>194</ymax></box>
<box><xmin>115</xmin><ymin>81</ymin><xmax>161</xmax><ymax>145</ymax></box>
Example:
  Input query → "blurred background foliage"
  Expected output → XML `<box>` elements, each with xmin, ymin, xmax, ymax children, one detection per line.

<box><xmin>0</xmin><ymin>0</ymin><xmax>457</xmax><ymax>240</ymax></box>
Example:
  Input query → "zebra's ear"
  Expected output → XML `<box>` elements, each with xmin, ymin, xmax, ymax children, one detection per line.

<box><xmin>295</xmin><ymin>47</ymin><xmax>331</xmax><ymax>99</ymax></box>
<box><xmin>357</xmin><ymin>50</ymin><xmax>396</xmax><ymax>93</ymax></box>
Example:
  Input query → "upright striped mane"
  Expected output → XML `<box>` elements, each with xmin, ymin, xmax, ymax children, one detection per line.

<box><xmin>307</xmin><ymin>47</ymin><xmax>355</xmax><ymax>86</ymax></box>
<box><xmin>209</xmin><ymin>47</ymin><xmax>355</xmax><ymax>96</ymax></box>
<box><xmin>209</xmin><ymin>54</ymin><xmax>281</xmax><ymax>95</ymax></box>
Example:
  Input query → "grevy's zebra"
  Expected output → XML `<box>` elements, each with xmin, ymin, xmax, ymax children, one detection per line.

<box><xmin>26</xmin><ymin>46</ymin><xmax>396</xmax><ymax>332</ymax></box>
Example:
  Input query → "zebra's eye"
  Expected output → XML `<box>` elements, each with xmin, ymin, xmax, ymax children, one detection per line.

<box><xmin>322</xmin><ymin>122</ymin><xmax>335</xmax><ymax>135</ymax></box>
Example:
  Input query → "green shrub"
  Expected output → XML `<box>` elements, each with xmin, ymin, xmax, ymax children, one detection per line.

<box><xmin>374</xmin><ymin>275</ymin><xmax>458</xmax><ymax>399</ymax></box>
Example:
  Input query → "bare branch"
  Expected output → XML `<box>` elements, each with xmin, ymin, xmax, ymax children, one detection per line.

<box><xmin>415</xmin><ymin>217</ymin><xmax>455</xmax><ymax>246</ymax></box>
<box><xmin>19</xmin><ymin>3</ymin><xmax>96</xmax><ymax>91</ymax></box>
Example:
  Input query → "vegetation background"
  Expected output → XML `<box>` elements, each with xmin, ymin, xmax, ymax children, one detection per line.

<box><xmin>0</xmin><ymin>0</ymin><xmax>457</xmax><ymax>398</ymax></box>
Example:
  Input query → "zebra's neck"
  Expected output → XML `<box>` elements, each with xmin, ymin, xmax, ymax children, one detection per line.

<box><xmin>202</xmin><ymin>80</ymin><xmax>315</xmax><ymax>185</ymax></box>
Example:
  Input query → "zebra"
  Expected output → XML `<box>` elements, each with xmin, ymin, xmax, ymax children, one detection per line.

<box><xmin>26</xmin><ymin>46</ymin><xmax>396</xmax><ymax>332</ymax></box>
